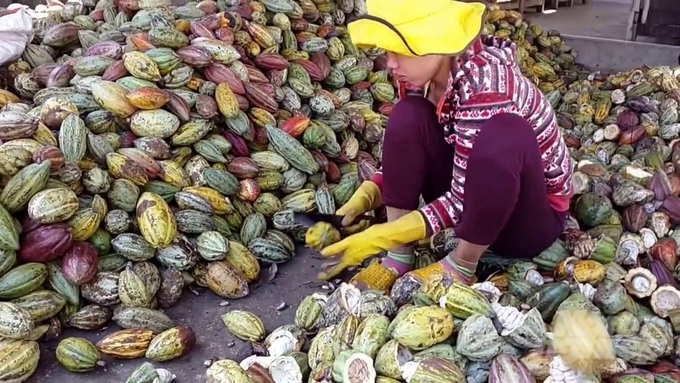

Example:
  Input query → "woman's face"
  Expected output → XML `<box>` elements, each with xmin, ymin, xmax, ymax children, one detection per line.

<box><xmin>385</xmin><ymin>51</ymin><xmax>446</xmax><ymax>87</ymax></box>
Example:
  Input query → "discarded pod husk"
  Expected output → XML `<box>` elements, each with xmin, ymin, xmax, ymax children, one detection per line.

<box><xmin>639</xmin><ymin>320</ymin><xmax>674</xmax><ymax>358</ymax></box>
<box><xmin>374</xmin><ymin>339</ymin><xmax>413</xmax><ymax>380</ymax></box>
<box><xmin>491</xmin><ymin>304</ymin><xmax>547</xmax><ymax>349</ymax></box>
<box><xmin>648</xmin><ymin>258</ymin><xmax>677</xmax><ymax>287</ymax></box>
<box><xmin>408</xmin><ymin>272</ymin><xmax>456</xmax><ymax>309</ymax></box>
<box><xmin>507</xmin><ymin>261</ymin><xmax>545</xmax><ymax>285</ymax></box>
<box><xmin>308</xmin><ymin>361</ymin><xmax>333</xmax><ymax>383</ymax></box>
<box><xmin>518</xmin><ymin>349</ymin><xmax>552</xmax><ymax>381</ymax></box>
<box><xmin>388</xmin><ymin>306</ymin><xmax>454</xmax><ymax>351</ymax></box>
<box><xmin>307</xmin><ymin>325</ymin><xmax>335</xmax><ymax>371</ymax></box>
<box><xmin>532</xmin><ymin>240</ymin><xmax>569</xmax><ymax>272</ymax></box>
<box><xmin>612</xmin><ymin>335</ymin><xmax>660</xmax><ymax>365</ymax></box>
<box><xmin>572</xmin><ymin>171</ymin><xmax>591</xmax><ymax>194</ymax></box>
<box><xmin>624</xmin><ymin>267</ymin><xmax>658</xmax><ymax>298</ymax></box>
<box><xmin>605</xmin><ymin>262</ymin><xmax>628</xmax><ymax>282</ymax></box>
<box><xmin>413</xmin><ymin>344</ymin><xmax>468</xmax><ymax>371</ymax></box>
<box><xmin>485</xmin><ymin>273</ymin><xmax>509</xmax><ymax>291</ymax></box>
<box><xmin>455</xmin><ymin>314</ymin><xmax>502</xmax><ymax>362</ymax></box>
<box><xmin>640</xmin><ymin>227</ymin><xmax>659</xmax><ymax>250</ymax></box>
<box><xmin>612</xmin><ymin>179</ymin><xmax>655</xmax><ymax>206</ymax></box>
<box><xmin>607</xmin><ymin>311</ymin><xmax>641</xmax><ymax>335</ymax></box>
<box><xmin>650</xmin><ymin>211</ymin><xmax>673</xmax><ymax>237</ymax></box>
<box><xmin>331</xmin><ymin>350</ymin><xmax>375</xmax><ymax>383</ymax></box>
<box><xmin>615</xmin><ymin>232</ymin><xmax>644</xmax><ymax>265</ymax></box>
<box><xmin>438</xmin><ymin>282</ymin><xmax>494</xmax><ymax>320</ymax></box>
<box><xmin>400</xmin><ymin>357</ymin><xmax>466</xmax><ymax>383</ymax></box>
<box><xmin>650</xmin><ymin>237</ymin><xmax>678</xmax><ymax>270</ymax></box>
<box><xmin>471</xmin><ymin>281</ymin><xmax>502</xmax><ymax>304</ymax></box>
<box><xmin>267</xmin><ymin>355</ymin><xmax>303</xmax><ymax>383</ymax></box>
<box><xmin>622</xmin><ymin>204</ymin><xmax>649</xmax><ymax>232</ymax></box>
<box><xmin>593</xmin><ymin>279</ymin><xmax>630</xmax><ymax>315</ymax></box>
<box><xmin>332</xmin><ymin>314</ymin><xmax>360</xmax><ymax>357</ymax></box>
<box><xmin>661</xmin><ymin>195</ymin><xmax>680</xmax><ymax>224</ymax></box>
<box><xmin>622</xmin><ymin>165</ymin><xmax>654</xmax><ymax>185</ymax></box>
<box><xmin>317</xmin><ymin>283</ymin><xmax>360</xmax><ymax>327</ymax></box>
<box><xmin>487</xmin><ymin>353</ymin><xmax>536</xmax><ymax>383</ymax></box>
<box><xmin>246</xmin><ymin>363</ymin><xmax>275</xmax><ymax>383</ymax></box>
<box><xmin>554</xmin><ymin>257</ymin><xmax>607</xmax><ymax>286</ymax></box>
<box><xmin>650</xmin><ymin>285</ymin><xmax>680</xmax><ymax>318</ymax></box>
<box><xmin>263</xmin><ymin>325</ymin><xmax>306</xmax><ymax>358</ymax></box>
<box><xmin>587</xmin><ymin>234</ymin><xmax>617</xmax><ymax>263</ymax></box>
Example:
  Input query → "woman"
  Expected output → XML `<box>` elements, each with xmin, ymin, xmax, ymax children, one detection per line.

<box><xmin>317</xmin><ymin>0</ymin><xmax>574</xmax><ymax>292</ymax></box>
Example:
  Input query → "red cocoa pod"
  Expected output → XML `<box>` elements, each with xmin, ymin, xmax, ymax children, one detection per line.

<box><xmin>224</xmin><ymin>131</ymin><xmax>250</xmax><ymax>157</ymax></box>
<box><xmin>47</xmin><ymin>64</ymin><xmax>75</xmax><ymax>88</ymax></box>
<box><xmin>176</xmin><ymin>46</ymin><xmax>213</xmax><ymax>68</ymax></box>
<box><xmin>204</xmin><ymin>63</ymin><xmax>245</xmax><ymax>94</ymax></box>
<box><xmin>20</xmin><ymin>215</ymin><xmax>42</xmax><ymax>234</ymax></box>
<box><xmin>280</xmin><ymin>116</ymin><xmax>310</xmax><ymax>138</ymax></box>
<box><xmin>327</xmin><ymin>161</ymin><xmax>342</xmax><ymax>183</ymax></box>
<box><xmin>290</xmin><ymin>19</ymin><xmax>309</xmax><ymax>32</ymax></box>
<box><xmin>618</xmin><ymin>125</ymin><xmax>645</xmax><ymax>145</ymax></box>
<box><xmin>238</xmin><ymin>179</ymin><xmax>261</xmax><ymax>202</ymax></box>
<box><xmin>215</xmin><ymin>27</ymin><xmax>235</xmax><ymax>44</ymax></box>
<box><xmin>197</xmin><ymin>13</ymin><xmax>222</xmax><ymax>30</ymax></box>
<box><xmin>243</xmin><ymin>82</ymin><xmax>278</xmax><ymax>113</ymax></box>
<box><xmin>101</xmin><ymin>59</ymin><xmax>129</xmax><ymax>81</ymax></box>
<box><xmin>195</xmin><ymin>94</ymin><xmax>219</xmax><ymax>119</ymax></box>
<box><xmin>165</xmin><ymin>91</ymin><xmax>191</xmax><ymax>123</ymax></box>
<box><xmin>253</xmin><ymin>127</ymin><xmax>268</xmax><ymax>146</ymax></box>
<box><xmin>62</xmin><ymin>242</ymin><xmax>99</xmax><ymax>285</ymax></box>
<box><xmin>18</xmin><ymin>223</ymin><xmax>73</xmax><ymax>263</ymax></box>
<box><xmin>227</xmin><ymin>157</ymin><xmax>259</xmax><ymax>179</ymax></box>
<box><xmin>311</xmin><ymin>52</ymin><xmax>331</xmax><ymax>79</ymax></box>
<box><xmin>119</xmin><ymin>131</ymin><xmax>138</xmax><ymax>148</ymax></box>
<box><xmin>33</xmin><ymin>145</ymin><xmax>65</xmax><ymax>171</ymax></box>
<box><xmin>235</xmin><ymin>94</ymin><xmax>250</xmax><ymax>111</ymax></box>
<box><xmin>189</xmin><ymin>21</ymin><xmax>215</xmax><ymax>38</ymax></box>
<box><xmin>32</xmin><ymin>63</ymin><xmax>59</xmax><ymax>87</ymax></box>
<box><xmin>245</xmin><ymin>65</ymin><xmax>270</xmax><ymax>84</ymax></box>
<box><xmin>311</xmin><ymin>150</ymin><xmax>329</xmax><ymax>173</ymax></box>
<box><xmin>254</xmin><ymin>53</ymin><xmax>290</xmax><ymax>71</ymax></box>
<box><xmin>378</xmin><ymin>102</ymin><xmax>394</xmax><ymax>116</ymax></box>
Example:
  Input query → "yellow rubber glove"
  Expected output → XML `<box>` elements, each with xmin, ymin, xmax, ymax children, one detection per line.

<box><xmin>336</xmin><ymin>181</ymin><xmax>382</xmax><ymax>226</ymax></box>
<box><xmin>318</xmin><ymin>211</ymin><xmax>427</xmax><ymax>280</ymax></box>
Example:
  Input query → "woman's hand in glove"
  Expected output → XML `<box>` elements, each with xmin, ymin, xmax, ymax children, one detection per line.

<box><xmin>318</xmin><ymin>211</ymin><xmax>427</xmax><ymax>280</ymax></box>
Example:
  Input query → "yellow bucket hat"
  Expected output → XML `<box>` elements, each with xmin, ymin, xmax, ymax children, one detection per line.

<box><xmin>348</xmin><ymin>0</ymin><xmax>487</xmax><ymax>57</ymax></box>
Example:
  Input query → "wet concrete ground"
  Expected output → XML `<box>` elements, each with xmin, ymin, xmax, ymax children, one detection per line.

<box><xmin>31</xmin><ymin>246</ymin><xmax>326</xmax><ymax>382</ymax></box>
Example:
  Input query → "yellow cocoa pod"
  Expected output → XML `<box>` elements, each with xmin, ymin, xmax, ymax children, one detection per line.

<box><xmin>68</xmin><ymin>207</ymin><xmax>101</xmax><ymax>241</ymax></box>
<box><xmin>136</xmin><ymin>192</ymin><xmax>177</xmax><ymax>248</ymax></box>
<box><xmin>182</xmin><ymin>186</ymin><xmax>233</xmax><ymax>215</ymax></box>
<box><xmin>122</xmin><ymin>51</ymin><xmax>162</xmax><ymax>82</ymax></box>
<box><xmin>215</xmin><ymin>83</ymin><xmax>240</xmax><ymax>119</ymax></box>
<box><xmin>158</xmin><ymin>160</ymin><xmax>191</xmax><ymax>189</ymax></box>
<box><xmin>305</xmin><ymin>222</ymin><xmax>340</xmax><ymax>251</ymax></box>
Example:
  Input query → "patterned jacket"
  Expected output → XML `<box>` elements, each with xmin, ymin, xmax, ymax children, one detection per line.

<box><xmin>372</xmin><ymin>36</ymin><xmax>573</xmax><ymax>234</ymax></box>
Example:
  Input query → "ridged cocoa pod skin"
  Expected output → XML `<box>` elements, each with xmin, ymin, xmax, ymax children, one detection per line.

<box><xmin>33</xmin><ymin>145</ymin><xmax>65</xmax><ymax>171</ymax></box>
<box><xmin>18</xmin><ymin>222</ymin><xmax>73</xmax><ymax>263</ymax></box>
<box><xmin>622</xmin><ymin>204</ymin><xmax>648</xmax><ymax>232</ymax></box>
<box><xmin>62</xmin><ymin>242</ymin><xmax>99</xmax><ymax>285</ymax></box>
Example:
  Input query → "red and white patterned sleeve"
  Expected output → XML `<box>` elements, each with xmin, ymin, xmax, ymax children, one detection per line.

<box><xmin>418</xmin><ymin>92</ymin><xmax>518</xmax><ymax>234</ymax></box>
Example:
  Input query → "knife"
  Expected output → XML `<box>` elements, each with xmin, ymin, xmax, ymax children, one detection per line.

<box><xmin>293</xmin><ymin>212</ymin><xmax>382</xmax><ymax>235</ymax></box>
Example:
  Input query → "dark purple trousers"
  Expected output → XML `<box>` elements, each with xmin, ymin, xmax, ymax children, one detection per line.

<box><xmin>380</xmin><ymin>96</ymin><xmax>566</xmax><ymax>258</ymax></box>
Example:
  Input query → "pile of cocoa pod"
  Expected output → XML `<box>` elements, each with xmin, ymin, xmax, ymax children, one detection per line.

<box><xmin>0</xmin><ymin>0</ymin><xmax>678</xmax><ymax>380</ymax></box>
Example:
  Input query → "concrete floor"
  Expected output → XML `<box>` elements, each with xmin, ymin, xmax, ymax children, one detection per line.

<box><xmin>31</xmin><ymin>247</ymin><xmax>325</xmax><ymax>382</ymax></box>
<box><xmin>527</xmin><ymin>1</ymin><xmax>631</xmax><ymax>40</ymax></box>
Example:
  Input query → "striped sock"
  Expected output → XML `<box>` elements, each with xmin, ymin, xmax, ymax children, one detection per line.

<box><xmin>440</xmin><ymin>255</ymin><xmax>476</xmax><ymax>283</ymax></box>
<box><xmin>381</xmin><ymin>251</ymin><xmax>415</xmax><ymax>276</ymax></box>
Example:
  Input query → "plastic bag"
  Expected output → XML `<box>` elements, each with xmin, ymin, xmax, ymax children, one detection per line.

<box><xmin>0</xmin><ymin>10</ymin><xmax>34</xmax><ymax>67</ymax></box>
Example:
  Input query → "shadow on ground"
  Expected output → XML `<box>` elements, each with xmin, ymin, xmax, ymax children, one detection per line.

<box><xmin>31</xmin><ymin>246</ymin><xmax>327</xmax><ymax>382</ymax></box>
